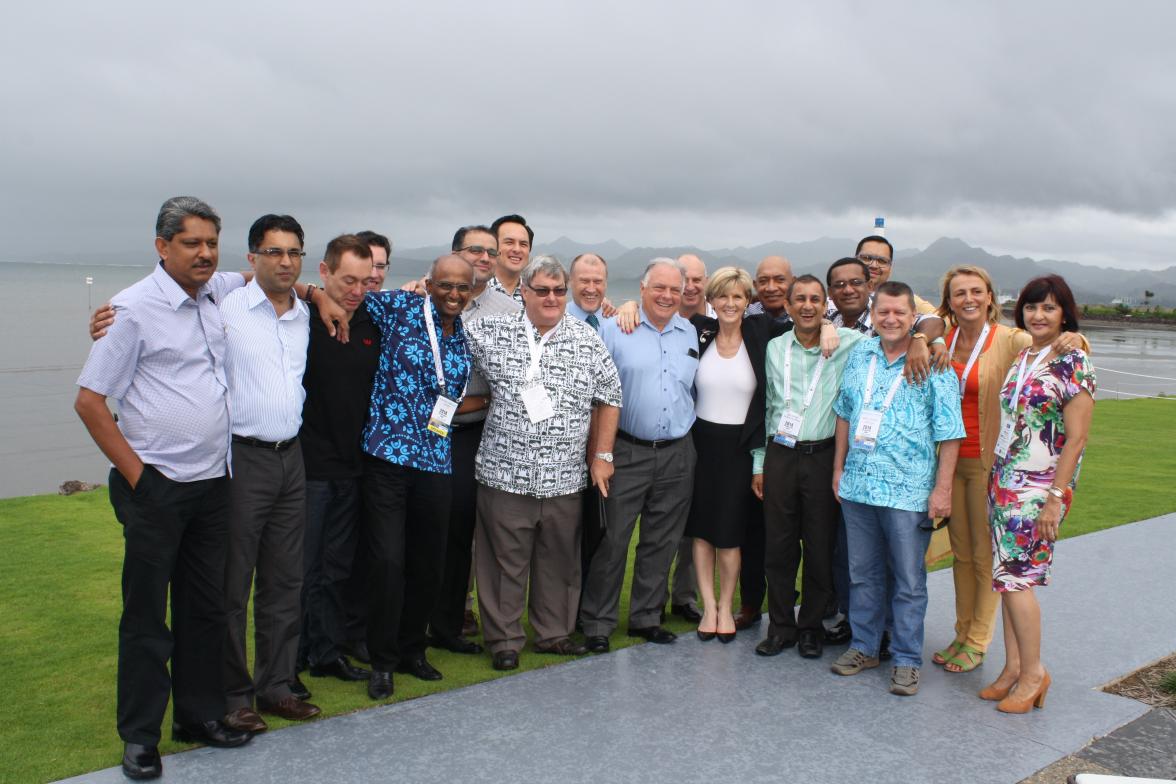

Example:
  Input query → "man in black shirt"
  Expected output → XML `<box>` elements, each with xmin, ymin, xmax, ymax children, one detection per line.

<box><xmin>293</xmin><ymin>235</ymin><xmax>381</xmax><ymax>693</ymax></box>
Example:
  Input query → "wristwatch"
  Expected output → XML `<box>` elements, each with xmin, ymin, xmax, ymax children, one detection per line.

<box><xmin>594</xmin><ymin>452</ymin><xmax>614</xmax><ymax>463</ymax></box>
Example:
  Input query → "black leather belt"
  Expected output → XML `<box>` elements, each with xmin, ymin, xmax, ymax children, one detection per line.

<box><xmin>616</xmin><ymin>430</ymin><xmax>683</xmax><ymax>449</ymax></box>
<box><xmin>233</xmin><ymin>434</ymin><xmax>298</xmax><ymax>451</ymax></box>
<box><xmin>790</xmin><ymin>436</ymin><xmax>835</xmax><ymax>455</ymax></box>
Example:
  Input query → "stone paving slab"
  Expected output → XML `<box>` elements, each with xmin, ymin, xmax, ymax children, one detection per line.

<box><xmin>1076</xmin><ymin>708</ymin><xmax>1176</xmax><ymax>780</ymax></box>
<box><xmin>59</xmin><ymin>514</ymin><xmax>1176</xmax><ymax>784</ymax></box>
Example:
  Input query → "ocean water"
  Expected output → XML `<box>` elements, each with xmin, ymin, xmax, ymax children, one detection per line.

<box><xmin>1</xmin><ymin>261</ymin><xmax>1173</xmax><ymax>499</ymax></box>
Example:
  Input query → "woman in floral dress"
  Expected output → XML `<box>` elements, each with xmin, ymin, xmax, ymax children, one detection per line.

<box><xmin>982</xmin><ymin>275</ymin><xmax>1096</xmax><ymax>713</ymax></box>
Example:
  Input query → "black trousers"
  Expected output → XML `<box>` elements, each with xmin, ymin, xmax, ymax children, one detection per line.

<box><xmin>762</xmin><ymin>442</ymin><xmax>838</xmax><ymax>639</ymax></box>
<box><xmin>362</xmin><ymin>457</ymin><xmax>451</xmax><ymax>671</ymax></box>
<box><xmin>108</xmin><ymin>466</ymin><xmax>229</xmax><ymax>745</ymax></box>
<box><xmin>429</xmin><ymin>421</ymin><xmax>482</xmax><ymax>641</ymax></box>
<box><xmin>740</xmin><ymin>496</ymin><xmax>767</xmax><ymax>610</ymax></box>
<box><xmin>299</xmin><ymin>478</ymin><xmax>361</xmax><ymax>667</ymax></box>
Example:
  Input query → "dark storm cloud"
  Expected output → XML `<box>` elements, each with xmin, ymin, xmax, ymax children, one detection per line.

<box><xmin>1</xmin><ymin>1</ymin><xmax>1174</xmax><ymax>266</ymax></box>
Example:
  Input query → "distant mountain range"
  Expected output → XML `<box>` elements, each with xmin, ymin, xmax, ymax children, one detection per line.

<box><xmin>16</xmin><ymin>236</ymin><xmax>1175</xmax><ymax>305</ymax></box>
<box><xmin>393</xmin><ymin>235</ymin><xmax>1176</xmax><ymax>306</ymax></box>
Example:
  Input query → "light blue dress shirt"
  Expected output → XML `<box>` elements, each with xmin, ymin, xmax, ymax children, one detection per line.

<box><xmin>833</xmin><ymin>337</ymin><xmax>965</xmax><ymax>512</ymax></box>
<box><xmin>599</xmin><ymin>308</ymin><xmax>698</xmax><ymax>441</ymax></box>
<box><xmin>566</xmin><ymin>300</ymin><xmax>603</xmax><ymax>329</ymax></box>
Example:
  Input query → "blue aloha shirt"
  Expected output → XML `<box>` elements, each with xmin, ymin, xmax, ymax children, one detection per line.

<box><xmin>362</xmin><ymin>290</ymin><xmax>471</xmax><ymax>474</ymax></box>
<box><xmin>833</xmin><ymin>337</ymin><xmax>965</xmax><ymax>512</ymax></box>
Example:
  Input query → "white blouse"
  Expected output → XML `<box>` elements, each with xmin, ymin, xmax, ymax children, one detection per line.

<box><xmin>694</xmin><ymin>340</ymin><xmax>756</xmax><ymax>425</ymax></box>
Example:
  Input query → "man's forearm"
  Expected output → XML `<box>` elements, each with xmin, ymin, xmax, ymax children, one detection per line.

<box><xmin>593</xmin><ymin>405</ymin><xmax>620</xmax><ymax>454</ymax></box>
<box><xmin>833</xmin><ymin>417</ymin><xmax>849</xmax><ymax>472</ymax></box>
<box><xmin>934</xmin><ymin>439</ymin><xmax>961</xmax><ymax>489</ymax></box>
<box><xmin>75</xmin><ymin>388</ymin><xmax>142</xmax><ymax>483</ymax></box>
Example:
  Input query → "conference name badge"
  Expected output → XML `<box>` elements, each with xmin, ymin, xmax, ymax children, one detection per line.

<box><xmin>853</xmin><ymin>410</ymin><xmax>884</xmax><ymax>451</ymax></box>
<box><xmin>521</xmin><ymin>384</ymin><xmax>555</xmax><ymax>424</ymax></box>
<box><xmin>773</xmin><ymin>410</ymin><xmax>804</xmax><ymax>448</ymax></box>
<box><xmin>427</xmin><ymin>395</ymin><xmax>459</xmax><ymax>437</ymax></box>
<box><xmin>994</xmin><ymin>417</ymin><xmax>1015</xmax><ymax>460</ymax></box>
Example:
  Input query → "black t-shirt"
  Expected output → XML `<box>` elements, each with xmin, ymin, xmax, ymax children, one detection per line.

<box><xmin>299</xmin><ymin>302</ymin><xmax>381</xmax><ymax>480</ymax></box>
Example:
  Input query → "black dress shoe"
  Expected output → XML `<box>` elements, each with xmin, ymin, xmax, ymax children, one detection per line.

<box><xmin>395</xmin><ymin>655</ymin><xmax>443</xmax><ymax>681</ymax></box>
<box><xmin>755</xmin><ymin>635</ymin><xmax>797</xmax><ymax>657</ymax></box>
<box><xmin>368</xmin><ymin>670</ymin><xmax>394</xmax><ymax>699</ymax></box>
<box><xmin>172</xmin><ymin>720</ymin><xmax>252</xmax><ymax>747</ymax></box>
<box><xmin>586</xmin><ymin>635</ymin><xmax>610</xmax><ymax>653</ymax></box>
<box><xmin>670</xmin><ymin>603</ymin><xmax>703</xmax><ymax>623</ymax></box>
<box><xmin>310</xmin><ymin>656</ymin><xmax>371</xmax><ymax>681</ymax></box>
<box><xmin>122</xmin><ymin>743</ymin><xmax>162</xmax><ymax>780</ymax></box>
<box><xmin>290</xmin><ymin>674</ymin><xmax>311</xmax><ymax>701</ymax></box>
<box><xmin>428</xmin><ymin>634</ymin><xmax>485</xmax><ymax>655</ymax></box>
<box><xmin>341</xmin><ymin>639</ymin><xmax>371</xmax><ymax>664</ymax></box>
<box><xmin>628</xmin><ymin>626</ymin><xmax>677</xmax><ymax>644</ymax></box>
<box><xmin>824</xmin><ymin>618</ymin><xmax>852</xmax><ymax>644</ymax></box>
<box><xmin>798</xmin><ymin>629</ymin><xmax>824</xmax><ymax>659</ymax></box>
<box><xmin>879</xmin><ymin>631</ymin><xmax>893</xmax><ymax>661</ymax></box>
<box><xmin>492</xmin><ymin>650</ymin><xmax>519</xmax><ymax>670</ymax></box>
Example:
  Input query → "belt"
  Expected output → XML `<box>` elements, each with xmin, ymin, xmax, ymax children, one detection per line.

<box><xmin>788</xmin><ymin>436</ymin><xmax>835</xmax><ymax>456</ymax></box>
<box><xmin>616</xmin><ymin>430</ymin><xmax>683</xmax><ymax>450</ymax></box>
<box><xmin>232</xmin><ymin>434</ymin><xmax>298</xmax><ymax>451</ymax></box>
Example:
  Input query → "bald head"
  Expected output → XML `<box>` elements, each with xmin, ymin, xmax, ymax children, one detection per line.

<box><xmin>678</xmin><ymin>253</ymin><xmax>708</xmax><ymax>316</ymax></box>
<box><xmin>426</xmin><ymin>254</ymin><xmax>475</xmax><ymax>325</ymax></box>
<box><xmin>754</xmin><ymin>255</ymin><xmax>794</xmax><ymax>317</ymax></box>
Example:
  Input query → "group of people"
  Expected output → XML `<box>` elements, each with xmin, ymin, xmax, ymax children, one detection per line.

<box><xmin>77</xmin><ymin>197</ymin><xmax>1096</xmax><ymax>780</ymax></box>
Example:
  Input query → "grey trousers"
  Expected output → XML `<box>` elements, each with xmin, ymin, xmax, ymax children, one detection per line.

<box><xmin>475</xmin><ymin>484</ymin><xmax>582</xmax><ymax>654</ymax></box>
<box><xmin>224</xmin><ymin>441</ymin><xmax>306</xmax><ymax>710</ymax></box>
<box><xmin>580</xmin><ymin>436</ymin><xmax>696</xmax><ymax>636</ymax></box>
<box><xmin>668</xmin><ymin>538</ymin><xmax>697</xmax><ymax>607</ymax></box>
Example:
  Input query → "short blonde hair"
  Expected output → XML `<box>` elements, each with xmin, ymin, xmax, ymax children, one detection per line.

<box><xmin>705</xmin><ymin>266</ymin><xmax>755</xmax><ymax>302</ymax></box>
<box><xmin>937</xmin><ymin>265</ymin><xmax>1001</xmax><ymax>326</ymax></box>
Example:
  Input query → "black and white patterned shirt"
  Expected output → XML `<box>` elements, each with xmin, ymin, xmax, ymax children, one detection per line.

<box><xmin>466</xmin><ymin>312</ymin><xmax>623</xmax><ymax>498</ymax></box>
<box><xmin>487</xmin><ymin>275</ymin><xmax>525</xmax><ymax>305</ymax></box>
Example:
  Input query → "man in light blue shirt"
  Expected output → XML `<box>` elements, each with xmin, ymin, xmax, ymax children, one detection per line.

<box><xmin>830</xmin><ymin>281</ymin><xmax>963</xmax><ymax>697</ymax></box>
<box><xmin>580</xmin><ymin>259</ymin><xmax>699</xmax><ymax>650</ymax></box>
<box><xmin>565</xmin><ymin>252</ymin><xmax>608</xmax><ymax>329</ymax></box>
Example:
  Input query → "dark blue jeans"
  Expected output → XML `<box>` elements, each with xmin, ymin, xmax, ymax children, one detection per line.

<box><xmin>299</xmin><ymin>478</ymin><xmax>362</xmax><ymax>667</ymax></box>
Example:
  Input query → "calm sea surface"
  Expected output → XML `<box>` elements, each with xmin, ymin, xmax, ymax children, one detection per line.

<box><xmin>1</xmin><ymin>261</ymin><xmax>1174</xmax><ymax>498</ymax></box>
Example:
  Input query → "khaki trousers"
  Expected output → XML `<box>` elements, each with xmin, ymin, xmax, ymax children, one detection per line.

<box><xmin>947</xmin><ymin>457</ymin><xmax>999</xmax><ymax>651</ymax></box>
<box><xmin>475</xmin><ymin>484</ymin><xmax>582</xmax><ymax>654</ymax></box>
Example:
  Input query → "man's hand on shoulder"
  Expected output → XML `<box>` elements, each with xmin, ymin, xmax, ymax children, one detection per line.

<box><xmin>90</xmin><ymin>303</ymin><xmax>115</xmax><ymax>340</ymax></box>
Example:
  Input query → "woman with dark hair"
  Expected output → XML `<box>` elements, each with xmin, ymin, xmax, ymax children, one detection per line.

<box><xmin>981</xmin><ymin>274</ymin><xmax>1095</xmax><ymax>712</ymax></box>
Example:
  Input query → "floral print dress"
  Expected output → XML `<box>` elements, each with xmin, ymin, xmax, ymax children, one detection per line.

<box><xmin>988</xmin><ymin>348</ymin><xmax>1096</xmax><ymax>591</ymax></box>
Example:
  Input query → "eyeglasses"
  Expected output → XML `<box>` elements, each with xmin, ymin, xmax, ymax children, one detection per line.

<box><xmin>254</xmin><ymin>248</ymin><xmax>307</xmax><ymax>260</ymax></box>
<box><xmin>429</xmin><ymin>281</ymin><xmax>473</xmax><ymax>294</ymax></box>
<box><xmin>830</xmin><ymin>278</ymin><xmax>867</xmax><ymax>290</ymax></box>
<box><xmin>372</xmin><ymin>263</ymin><xmax>389</xmax><ymax>271</ymax></box>
<box><xmin>458</xmin><ymin>245</ymin><xmax>500</xmax><ymax>258</ymax></box>
<box><xmin>858</xmin><ymin>254</ymin><xmax>892</xmax><ymax>268</ymax></box>
<box><xmin>527</xmin><ymin>285</ymin><xmax>568</xmax><ymax>298</ymax></box>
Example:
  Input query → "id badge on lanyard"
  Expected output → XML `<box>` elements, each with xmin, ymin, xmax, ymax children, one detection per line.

<box><xmin>522</xmin><ymin>314</ymin><xmax>559</xmax><ymax>424</ymax></box>
<box><xmin>994</xmin><ymin>348</ymin><xmax>1048</xmax><ymax>460</ymax></box>
<box><xmin>774</xmin><ymin>411</ymin><xmax>803</xmax><ymax>448</ymax></box>
<box><xmin>423</xmin><ymin>299</ymin><xmax>456</xmax><ymax>438</ymax></box>
<box><xmin>852</xmin><ymin>355</ymin><xmax>902</xmax><ymax>452</ymax></box>
<box><xmin>774</xmin><ymin>339</ymin><xmax>825</xmax><ymax>448</ymax></box>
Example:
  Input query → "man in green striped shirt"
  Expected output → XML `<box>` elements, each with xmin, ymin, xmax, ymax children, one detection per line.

<box><xmin>752</xmin><ymin>274</ymin><xmax>863</xmax><ymax>660</ymax></box>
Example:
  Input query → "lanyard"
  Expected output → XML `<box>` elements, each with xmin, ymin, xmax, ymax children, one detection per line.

<box><xmin>948</xmin><ymin>322</ymin><xmax>990</xmax><ymax>399</ymax></box>
<box><xmin>524</xmin><ymin>314</ymin><xmax>560</xmax><ymax>382</ymax></box>
<box><xmin>863</xmin><ymin>355</ymin><xmax>904</xmax><ymax>413</ymax></box>
<box><xmin>1008</xmin><ymin>347</ymin><xmax>1050</xmax><ymax>414</ymax></box>
<box><xmin>421</xmin><ymin>300</ymin><xmax>447</xmax><ymax>394</ymax></box>
<box><xmin>783</xmin><ymin>337</ymin><xmax>826</xmax><ymax>414</ymax></box>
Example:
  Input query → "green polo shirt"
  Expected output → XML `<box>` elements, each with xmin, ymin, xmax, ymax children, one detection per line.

<box><xmin>751</xmin><ymin>327</ymin><xmax>864</xmax><ymax>474</ymax></box>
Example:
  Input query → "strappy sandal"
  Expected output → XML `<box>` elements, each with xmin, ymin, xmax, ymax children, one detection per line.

<box><xmin>932</xmin><ymin>640</ymin><xmax>962</xmax><ymax>666</ymax></box>
<box><xmin>944</xmin><ymin>644</ymin><xmax>985</xmax><ymax>673</ymax></box>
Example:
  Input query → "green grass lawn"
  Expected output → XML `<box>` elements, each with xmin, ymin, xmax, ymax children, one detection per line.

<box><xmin>2</xmin><ymin>398</ymin><xmax>1173</xmax><ymax>783</ymax></box>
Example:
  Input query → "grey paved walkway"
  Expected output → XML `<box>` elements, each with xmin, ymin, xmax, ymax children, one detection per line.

<box><xmin>61</xmin><ymin>513</ymin><xmax>1176</xmax><ymax>784</ymax></box>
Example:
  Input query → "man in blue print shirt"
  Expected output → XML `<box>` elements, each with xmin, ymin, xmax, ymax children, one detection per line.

<box><xmin>360</xmin><ymin>255</ymin><xmax>474</xmax><ymax>700</ymax></box>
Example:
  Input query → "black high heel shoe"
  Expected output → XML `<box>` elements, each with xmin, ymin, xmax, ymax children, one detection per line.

<box><xmin>697</xmin><ymin>629</ymin><xmax>716</xmax><ymax>642</ymax></box>
<box><xmin>717</xmin><ymin>630</ymin><xmax>735</xmax><ymax>644</ymax></box>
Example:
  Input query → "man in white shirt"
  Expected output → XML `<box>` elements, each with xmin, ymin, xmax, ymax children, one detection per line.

<box><xmin>221</xmin><ymin>215</ymin><xmax>321</xmax><ymax>730</ymax></box>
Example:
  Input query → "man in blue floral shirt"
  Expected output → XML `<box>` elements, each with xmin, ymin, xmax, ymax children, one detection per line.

<box><xmin>360</xmin><ymin>255</ymin><xmax>473</xmax><ymax>700</ymax></box>
<box><xmin>830</xmin><ymin>281</ymin><xmax>963</xmax><ymax>697</ymax></box>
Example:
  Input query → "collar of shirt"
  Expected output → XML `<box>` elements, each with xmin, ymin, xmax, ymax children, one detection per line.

<box><xmin>152</xmin><ymin>259</ymin><xmax>213</xmax><ymax>310</ymax></box>
<box><xmin>242</xmin><ymin>277</ymin><xmax>308</xmax><ymax>320</ymax></box>
<box><xmin>638</xmin><ymin>306</ymin><xmax>690</xmax><ymax>335</ymax></box>
<box><xmin>863</xmin><ymin>334</ymin><xmax>909</xmax><ymax>369</ymax></box>
<box><xmin>566</xmin><ymin>300</ymin><xmax>602</xmax><ymax>322</ymax></box>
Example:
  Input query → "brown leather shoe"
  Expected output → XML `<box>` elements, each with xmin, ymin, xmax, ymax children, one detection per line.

<box><xmin>733</xmin><ymin>605</ymin><xmax>763</xmax><ymax>630</ymax></box>
<box><xmin>535</xmin><ymin>637</ymin><xmax>589</xmax><ymax>655</ymax></box>
<box><xmin>223</xmin><ymin>707</ymin><xmax>268</xmax><ymax>733</ymax></box>
<box><xmin>462</xmin><ymin>609</ymin><xmax>479</xmax><ymax>638</ymax></box>
<box><xmin>257</xmin><ymin>696</ymin><xmax>322</xmax><ymax>721</ymax></box>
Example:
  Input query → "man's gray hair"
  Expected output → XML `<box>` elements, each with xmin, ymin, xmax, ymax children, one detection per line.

<box><xmin>155</xmin><ymin>196</ymin><xmax>221</xmax><ymax>240</ymax></box>
<box><xmin>521</xmin><ymin>254</ymin><xmax>568</xmax><ymax>288</ymax></box>
<box><xmin>641</xmin><ymin>257</ymin><xmax>686</xmax><ymax>290</ymax></box>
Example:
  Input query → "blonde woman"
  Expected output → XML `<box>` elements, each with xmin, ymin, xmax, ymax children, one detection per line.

<box><xmin>931</xmin><ymin>266</ymin><xmax>1081</xmax><ymax>673</ymax></box>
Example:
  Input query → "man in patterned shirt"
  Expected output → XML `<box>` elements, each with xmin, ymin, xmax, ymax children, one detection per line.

<box><xmin>466</xmin><ymin>255</ymin><xmax>623</xmax><ymax>671</ymax></box>
<box><xmin>360</xmin><ymin>255</ymin><xmax>474</xmax><ymax>699</ymax></box>
<box><xmin>829</xmin><ymin>281</ymin><xmax>963</xmax><ymax>697</ymax></box>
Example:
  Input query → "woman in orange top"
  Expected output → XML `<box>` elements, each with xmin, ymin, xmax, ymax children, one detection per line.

<box><xmin>931</xmin><ymin>266</ymin><xmax>1081</xmax><ymax>673</ymax></box>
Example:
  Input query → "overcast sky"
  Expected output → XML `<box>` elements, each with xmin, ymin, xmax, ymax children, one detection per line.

<box><xmin>2</xmin><ymin>1</ymin><xmax>1174</xmax><ymax>269</ymax></box>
